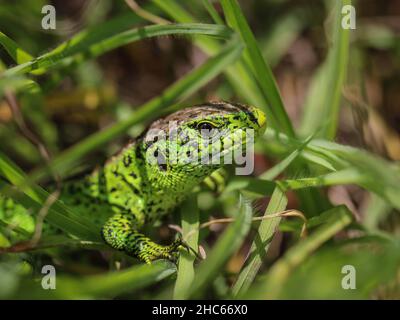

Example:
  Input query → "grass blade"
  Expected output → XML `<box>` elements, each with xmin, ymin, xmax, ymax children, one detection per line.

<box><xmin>220</xmin><ymin>0</ymin><xmax>295</xmax><ymax>137</ymax></box>
<box><xmin>4</xmin><ymin>23</ymin><xmax>234</xmax><ymax>76</ymax></box>
<box><xmin>245</xmin><ymin>205</ymin><xmax>353</xmax><ymax>299</ymax></box>
<box><xmin>152</xmin><ymin>0</ymin><xmax>274</xmax><ymax>130</ymax></box>
<box><xmin>173</xmin><ymin>195</ymin><xmax>199</xmax><ymax>299</ymax></box>
<box><xmin>0</xmin><ymin>152</ymin><xmax>100</xmax><ymax>241</ymax></box>
<box><xmin>259</xmin><ymin>134</ymin><xmax>315</xmax><ymax>181</ymax></box>
<box><xmin>187</xmin><ymin>194</ymin><xmax>253</xmax><ymax>298</ymax></box>
<box><xmin>299</xmin><ymin>0</ymin><xmax>351</xmax><ymax>139</ymax></box>
<box><xmin>0</xmin><ymin>31</ymin><xmax>33</xmax><ymax>64</ymax></box>
<box><xmin>263</xmin><ymin>128</ymin><xmax>400</xmax><ymax>209</ymax></box>
<box><xmin>14</xmin><ymin>260</ymin><xmax>176</xmax><ymax>299</ymax></box>
<box><xmin>202</xmin><ymin>0</ymin><xmax>224</xmax><ymax>25</ymax></box>
<box><xmin>232</xmin><ymin>187</ymin><xmax>287</xmax><ymax>297</ymax></box>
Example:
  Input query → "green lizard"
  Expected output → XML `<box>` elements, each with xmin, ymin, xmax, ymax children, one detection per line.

<box><xmin>0</xmin><ymin>101</ymin><xmax>266</xmax><ymax>263</ymax></box>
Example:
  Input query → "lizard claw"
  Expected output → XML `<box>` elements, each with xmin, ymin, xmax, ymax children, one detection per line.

<box><xmin>174</xmin><ymin>236</ymin><xmax>202</xmax><ymax>261</ymax></box>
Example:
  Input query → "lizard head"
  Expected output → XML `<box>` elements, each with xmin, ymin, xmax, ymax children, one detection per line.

<box><xmin>141</xmin><ymin>101</ymin><xmax>266</xmax><ymax>189</ymax></box>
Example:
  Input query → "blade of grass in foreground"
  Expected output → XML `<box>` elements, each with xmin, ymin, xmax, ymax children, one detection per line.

<box><xmin>187</xmin><ymin>194</ymin><xmax>253</xmax><ymax>299</ymax></box>
<box><xmin>14</xmin><ymin>260</ymin><xmax>176</xmax><ymax>299</ymax></box>
<box><xmin>220</xmin><ymin>0</ymin><xmax>295</xmax><ymax>137</ymax></box>
<box><xmin>27</xmin><ymin>39</ymin><xmax>243</xmax><ymax>184</ymax></box>
<box><xmin>232</xmin><ymin>187</ymin><xmax>287</xmax><ymax>297</ymax></box>
<box><xmin>0</xmin><ymin>31</ymin><xmax>33</xmax><ymax>64</ymax></box>
<box><xmin>173</xmin><ymin>195</ymin><xmax>199</xmax><ymax>299</ymax></box>
<box><xmin>3</xmin><ymin>23</ymin><xmax>234</xmax><ymax>76</ymax></box>
<box><xmin>0</xmin><ymin>32</ymin><xmax>42</xmax><ymax>87</ymax></box>
<box><xmin>244</xmin><ymin>205</ymin><xmax>353</xmax><ymax>299</ymax></box>
<box><xmin>259</xmin><ymin>134</ymin><xmax>315</xmax><ymax>181</ymax></box>
<box><xmin>1</xmin><ymin>11</ymin><xmax>144</xmax><ymax>76</ymax></box>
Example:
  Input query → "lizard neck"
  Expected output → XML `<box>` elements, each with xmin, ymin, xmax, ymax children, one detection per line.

<box><xmin>138</xmin><ymin>142</ymin><xmax>219</xmax><ymax>194</ymax></box>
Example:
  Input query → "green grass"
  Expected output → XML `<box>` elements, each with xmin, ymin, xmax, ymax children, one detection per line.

<box><xmin>1</xmin><ymin>0</ymin><xmax>400</xmax><ymax>300</ymax></box>
<box><xmin>299</xmin><ymin>0</ymin><xmax>351</xmax><ymax>139</ymax></box>
<box><xmin>173</xmin><ymin>196</ymin><xmax>199</xmax><ymax>299</ymax></box>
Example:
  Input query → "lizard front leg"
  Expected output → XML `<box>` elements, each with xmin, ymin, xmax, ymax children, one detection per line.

<box><xmin>101</xmin><ymin>212</ymin><xmax>183</xmax><ymax>264</ymax></box>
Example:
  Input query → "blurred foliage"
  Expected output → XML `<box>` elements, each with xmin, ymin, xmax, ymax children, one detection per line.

<box><xmin>0</xmin><ymin>0</ymin><xmax>400</xmax><ymax>299</ymax></box>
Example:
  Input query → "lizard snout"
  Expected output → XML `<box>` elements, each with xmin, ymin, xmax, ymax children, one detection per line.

<box><xmin>249</xmin><ymin>106</ymin><xmax>267</xmax><ymax>134</ymax></box>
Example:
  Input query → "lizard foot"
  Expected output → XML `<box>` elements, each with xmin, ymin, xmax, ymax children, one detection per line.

<box><xmin>136</xmin><ymin>236</ymin><xmax>199</xmax><ymax>264</ymax></box>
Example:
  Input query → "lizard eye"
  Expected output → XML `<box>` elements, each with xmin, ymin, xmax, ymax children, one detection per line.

<box><xmin>196</xmin><ymin>121</ymin><xmax>217</xmax><ymax>137</ymax></box>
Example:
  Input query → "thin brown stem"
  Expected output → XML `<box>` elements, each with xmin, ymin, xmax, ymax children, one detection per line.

<box><xmin>184</xmin><ymin>209</ymin><xmax>308</xmax><ymax>242</ymax></box>
<box><xmin>29</xmin><ymin>190</ymin><xmax>60</xmax><ymax>246</ymax></box>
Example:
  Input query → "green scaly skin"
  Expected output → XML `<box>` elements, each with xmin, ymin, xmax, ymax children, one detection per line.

<box><xmin>0</xmin><ymin>101</ymin><xmax>266</xmax><ymax>263</ymax></box>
